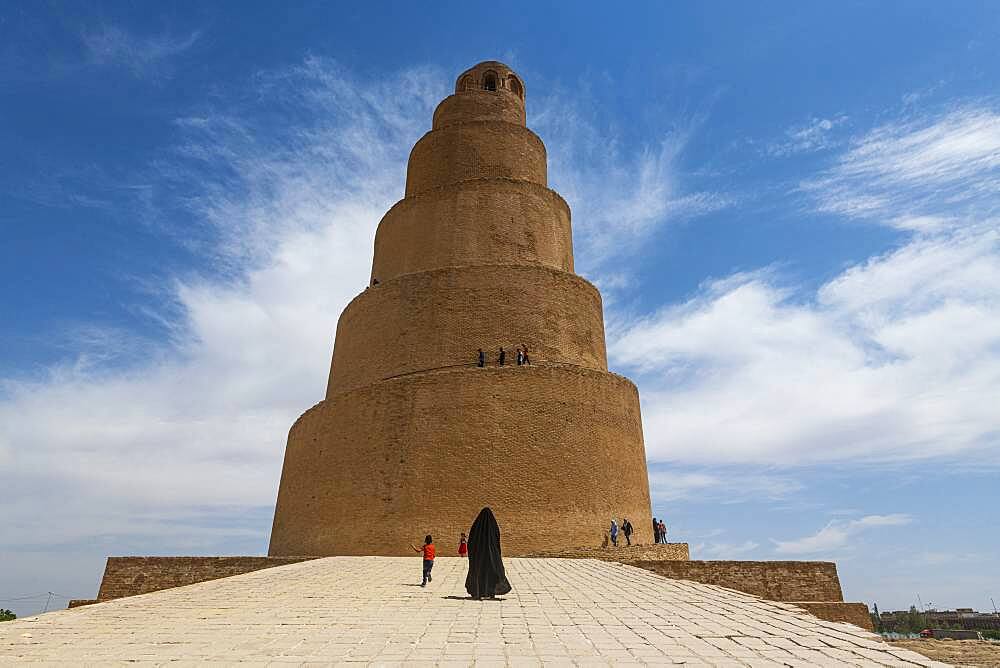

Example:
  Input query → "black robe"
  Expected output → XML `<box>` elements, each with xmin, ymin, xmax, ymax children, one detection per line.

<box><xmin>465</xmin><ymin>507</ymin><xmax>512</xmax><ymax>599</ymax></box>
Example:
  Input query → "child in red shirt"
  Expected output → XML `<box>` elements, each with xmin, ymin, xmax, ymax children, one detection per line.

<box><xmin>458</xmin><ymin>532</ymin><xmax>468</xmax><ymax>557</ymax></box>
<box><xmin>411</xmin><ymin>535</ymin><xmax>435</xmax><ymax>586</ymax></box>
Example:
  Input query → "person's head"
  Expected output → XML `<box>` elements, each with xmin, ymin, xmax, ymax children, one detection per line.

<box><xmin>425</xmin><ymin>534</ymin><xmax>432</xmax><ymax>544</ymax></box>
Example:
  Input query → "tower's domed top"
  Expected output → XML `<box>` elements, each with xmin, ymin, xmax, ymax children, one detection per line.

<box><xmin>455</xmin><ymin>61</ymin><xmax>524</xmax><ymax>101</ymax></box>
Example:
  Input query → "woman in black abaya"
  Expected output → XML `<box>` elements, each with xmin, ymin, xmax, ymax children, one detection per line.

<box><xmin>465</xmin><ymin>507</ymin><xmax>512</xmax><ymax>599</ymax></box>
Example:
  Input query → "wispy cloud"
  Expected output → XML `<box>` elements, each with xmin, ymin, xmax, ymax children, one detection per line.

<box><xmin>532</xmin><ymin>90</ymin><xmax>728</xmax><ymax>278</ymax></box>
<box><xmin>773</xmin><ymin>514</ymin><xmax>912</xmax><ymax>555</ymax></box>
<box><xmin>80</xmin><ymin>24</ymin><xmax>200</xmax><ymax>77</ymax></box>
<box><xmin>698</xmin><ymin>540</ymin><xmax>760</xmax><ymax>559</ymax></box>
<box><xmin>613</xmin><ymin>105</ymin><xmax>1000</xmax><ymax>467</ymax></box>
<box><xmin>802</xmin><ymin>106</ymin><xmax>1000</xmax><ymax>224</ymax></box>
<box><xmin>648</xmin><ymin>468</ymin><xmax>802</xmax><ymax>503</ymax></box>
<box><xmin>0</xmin><ymin>59</ymin><xmax>446</xmax><ymax>561</ymax></box>
<box><xmin>768</xmin><ymin>115</ymin><xmax>848</xmax><ymax>157</ymax></box>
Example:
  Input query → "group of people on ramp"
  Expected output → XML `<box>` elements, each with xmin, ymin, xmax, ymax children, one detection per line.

<box><xmin>411</xmin><ymin>507</ymin><xmax>512</xmax><ymax>600</ymax></box>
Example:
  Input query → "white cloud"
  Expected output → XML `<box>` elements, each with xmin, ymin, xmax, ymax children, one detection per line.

<box><xmin>0</xmin><ymin>59</ymin><xmax>446</xmax><ymax>557</ymax></box>
<box><xmin>802</xmin><ymin>107</ymin><xmax>1000</xmax><ymax>225</ymax></box>
<box><xmin>648</xmin><ymin>468</ymin><xmax>802</xmax><ymax>502</ymax></box>
<box><xmin>768</xmin><ymin>115</ymin><xmax>848</xmax><ymax>156</ymax></box>
<box><xmin>612</xmin><ymin>106</ymin><xmax>1000</xmax><ymax>467</ymax></box>
<box><xmin>698</xmin><ymin>540</ymin><xmax>760</xmax><ymax>559</ymax></box>
<box><xmin>80</xmin><ymin>24</ymin><xmax>200</xmax><ymax>76</ymax></box>
<box><xmin>532</xmin><ymin>92</ymin><xmax>728</xmax><ymax>276</ymax></box>
<box><xmin>773</xmin><ymin>514</ymin><xmax>912</xmax><ymax>555</ymax></box>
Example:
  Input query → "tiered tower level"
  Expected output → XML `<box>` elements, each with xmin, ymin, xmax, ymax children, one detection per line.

<box><xmin>269</xmin><ymin>62</ymin><xmax>653</xmax><ymax>556</ymax></box>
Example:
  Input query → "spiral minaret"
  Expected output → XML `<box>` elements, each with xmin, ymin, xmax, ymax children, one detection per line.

<box><xmin>269</xmin><ymin>61</ymin><xmax>653</xmax><ymax>556</ymax></box>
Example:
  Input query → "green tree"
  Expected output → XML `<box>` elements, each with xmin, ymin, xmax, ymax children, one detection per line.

<box><xmin>0</xmin><ymin>609</ymin><xmax>15</xmax><ymax>622</ymax></box>
<box><xmin>899</xmin><ymin>606</ymin><xmax>928</xmax><ymax>633</ymax></box>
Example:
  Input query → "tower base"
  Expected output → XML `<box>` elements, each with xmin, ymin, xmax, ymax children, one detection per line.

<box><xmin>269</xmin><ymin>364</ymin><xmax>652</xmax><ymax>556</ymax></box>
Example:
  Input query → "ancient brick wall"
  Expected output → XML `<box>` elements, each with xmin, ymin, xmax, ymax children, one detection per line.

<box><xmin>406</xmin><ymin>122</ymin><xmax>546</xmax><ymax>196</ymax></box>
<box><xmin>94</xmin><ymin>557</ymin><xmax>314</xmax><ymax>601</ymax></box>
<box><xmin>327</xmin><ymin>266</ymin><xmax>606</xmax><ymax>395</ymax></box>
<box><xmin>270</xmin><ymin>60</ymin><xmax>652</xmax><ymax>558</ymax></box>
<box><xmin>632</xmin><ymin>560</ymin><xmax>845</xmax><ymax>602</ymax></box>
<box><xmin>792</xmin><ymin>602</ymin><xmax>874</xmax><ymax>631</ymax></box>
<box><xmin>272</xmin><ymin>364</ymin><xmax>651</xmax><ymax>557</ymax></box>
<box><xmin>527</xmin><ymin>543</ymin><xmax>691</xmax><ymax>562</ymax></box>
<box><xmin>67</xmin><ymin>599</ymin><xmax>97</xmax><ymax>608</ymax></box>
<box><xmin>372</xmin><ymin>179</ymin><xmax>572</xmax><ymax>281</ymax></box>
<box><xmin>433</xmin><ymin>91</ymin><xmax>526</xmax><ymax>129</ymax></box>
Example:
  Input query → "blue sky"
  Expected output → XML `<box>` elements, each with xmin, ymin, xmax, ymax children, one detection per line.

<box><xmin>2</xmin><ymin>2</ymin><xmax>999</xmax><ymax>617</ymax></box>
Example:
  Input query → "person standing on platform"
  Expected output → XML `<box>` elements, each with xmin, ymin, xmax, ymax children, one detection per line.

<box><xmin>516</xmin><ymin>348</ymin><xmax>524</xmax><ymax>366</ymax></box>
<box><xmin>622</xmin><ymin>518</ymin><xmax>633</xmax><ymax>546</ymax></box>
<box><xmin>465</xmin><ymin>507</ymin><xmax>512</xmax><ymax>600</ymax></box>
<box><xmin>478</xmin><ymin>349</ymin><xmax>485</xmax><ymax>367</ymax></box>
<box><xmin>458</xmin><ymin>532</ymin><xmax>468</xmax><ymax>557</ymax></box>
<box><xmin>498</xmin><ymin>347</ymin><xmax>506</xmax><ymax>366</ymax></box>
<box><xmin>610</xmin><ymin>518</ymin><xmax>619</xmax><ymax>547</ymax></box>
<box><xmin>653</xmin><ymin>517</ymin><xmax>660</xmax><ymax>545</ymax></box>
<box><xmin>410</xmin><ymin>535</ymin><xmax>435</xmax><ymax>586</ymax></box>
<box><xmin>659</xmin><ymin>520</ymin><xmax>668</xmax><ymax>544</ymax></box>
<box><xmin>522</xmin><ymin>347</ymin><xmax>530</xmax><ymax>365</ymax></box>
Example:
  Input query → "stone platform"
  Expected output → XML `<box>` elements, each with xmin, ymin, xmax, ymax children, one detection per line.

<box><xmin>1</xmin><ymin>557</ymin><xmax>944</xmax><ymax>666</ymax></box>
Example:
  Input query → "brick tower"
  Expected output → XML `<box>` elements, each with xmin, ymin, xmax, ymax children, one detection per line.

<box><xmin>269</xmin><ymin>61</ymin><xmax>653</xmax><ymax>556</ymax></box>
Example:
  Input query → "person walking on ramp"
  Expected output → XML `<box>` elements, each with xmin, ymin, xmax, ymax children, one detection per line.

<box><xmin>410</xmin><ymin>535</ymin><xmax>435</xmax><ymax>586</ymax></box>
<box><xmin>465</xmin><ymin>507</ymin><xmax>512</xmax><ymax>600</ymax></box>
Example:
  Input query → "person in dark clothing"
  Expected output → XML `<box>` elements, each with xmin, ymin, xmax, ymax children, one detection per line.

<box><xmin>622</xmin><ymin>518</ymin><xmax>633</xmax><ymax>546</ymax></box>
<box><xmin>465</xmin><ymin>507</ymin><xmax>512</xmax><ymax>600</ymax></box>
<box><xmin>653</xmin><ymin>517</ymin><xmax>660</xmax><ymax>545</ymax></box>
<box><xmin>478</xmin><ymin>349</ymin><xmax>485</xmax><ymax>368</ymax></box>
<box><xmin>498</xmin><ymin>347</ymin><xmax>506</xmax><ymax>366</ymax></box>
<box><xmin>522</xmin><ymin>347</ymin><xmax>530</xmax><ymax>365</ymax></box>
<box><xmin>516</xmin><ymin>348</ymin><xmax>523</xmax><ymax>366</ymax></box>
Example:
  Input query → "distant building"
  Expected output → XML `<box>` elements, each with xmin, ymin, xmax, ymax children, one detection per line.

<box><xmin>881</xmin><ymin>608</ymin><xmax>1000</xmax><ymax>631</ymax></box>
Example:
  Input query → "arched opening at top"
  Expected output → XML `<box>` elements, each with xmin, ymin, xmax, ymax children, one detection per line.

<box><xmin>483</xmin><ymin>71</ymin><xmax>498</xmax><ymax>92</ymax></box>
<box><xmin>459</xmin><ymin>75</ymin><xmax>474</xmax><ymax>92</ymax></box>
<box><xmin>508</xmin><ymin>76</ymin><xmax>523</xmax><ymax>99</ymax></box>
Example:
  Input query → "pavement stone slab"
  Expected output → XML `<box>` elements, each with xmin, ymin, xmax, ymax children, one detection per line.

<box><xmin>0</xmin><ymin>557</ymin><xmax>944</xmax><ymax>666</ymax></box>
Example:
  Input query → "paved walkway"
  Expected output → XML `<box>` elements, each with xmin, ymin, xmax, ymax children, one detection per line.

<box><xmin>0</xmin><ymin>557</ymin><xmax>947</xmax><ymax>666</ymax></box>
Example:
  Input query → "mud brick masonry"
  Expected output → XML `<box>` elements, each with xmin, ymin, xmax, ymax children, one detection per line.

<box><xmin>74</xmin><ymin>61</ymin><xmax>871</xmax><ymax>633</ymax></box>
<box><xmin>269</xmin><ymin>60</ymin><xmax>653</xmax><ymax>557</ymax></box>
